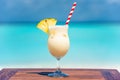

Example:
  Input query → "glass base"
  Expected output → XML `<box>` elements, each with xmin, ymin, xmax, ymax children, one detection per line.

<box><xmin>48</xmin><ymin>70</ymin><xmax>68</xmax><ymax>78</ymax></box>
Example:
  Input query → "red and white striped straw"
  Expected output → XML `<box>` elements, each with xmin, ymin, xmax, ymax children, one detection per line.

<box><xmin>66</xmin><ymin>2</ymin><xmax>77</xmax><ymax>25</ymax></box>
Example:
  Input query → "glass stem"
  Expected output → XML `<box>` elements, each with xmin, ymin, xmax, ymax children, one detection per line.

<box><xmin>57</xmin><ymin>58</ymin><xmax>61</xmax><ymax>72</ymax></box>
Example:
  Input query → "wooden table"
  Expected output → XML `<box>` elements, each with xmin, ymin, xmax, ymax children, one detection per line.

<box><xmin>0</xmin><ymin>68</ymin><xmax>120</xmax><ymax>80</ymax></box>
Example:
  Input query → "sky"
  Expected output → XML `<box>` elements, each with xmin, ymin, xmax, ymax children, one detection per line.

<box><xmin>0</xmin><ymin>0</ymin><xmax>120</xmax><ymax>22</ymax></box>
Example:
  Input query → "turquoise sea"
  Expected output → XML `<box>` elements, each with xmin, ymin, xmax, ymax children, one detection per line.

<box><xmin>0</xmin><ymin>22</ymin><xmax>120</xmax><ymax>71</ymax></box>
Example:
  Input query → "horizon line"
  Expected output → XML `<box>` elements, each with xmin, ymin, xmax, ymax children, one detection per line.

<box><xmin>0</xmin><ymin>21</ymin><xmax>120</xmax><ymax>23</ymax></box>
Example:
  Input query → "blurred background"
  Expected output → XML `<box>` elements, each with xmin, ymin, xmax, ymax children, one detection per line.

<box><xmin>0</xmin><ymin>0</ymin><xmax>120</xmax><ymax>71</ymax></box>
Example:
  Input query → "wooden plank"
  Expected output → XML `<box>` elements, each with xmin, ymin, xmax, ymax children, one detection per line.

<box><xmin>0</xmin><ymin>68</ymin><xmax>120</xmax><ymax>80</ymax></box>
<box><xmin>0</xmin><ymin>69</ymin><xmax>17</xmax><ymax>80</ymax></box>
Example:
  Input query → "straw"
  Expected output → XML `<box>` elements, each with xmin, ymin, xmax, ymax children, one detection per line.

<box><xmin>65</xmin><ymin>2</ymin><xmax>77</xmax><ymax>25</ymax></box>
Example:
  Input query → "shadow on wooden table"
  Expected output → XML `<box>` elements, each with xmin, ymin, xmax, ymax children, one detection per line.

<box><xmin>28</xmin><ymin>72</ymin><xmax>54</xmax><ymax>76</ymax></box>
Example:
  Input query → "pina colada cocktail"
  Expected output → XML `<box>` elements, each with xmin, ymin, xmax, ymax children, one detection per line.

<box><xmin>37</xmin><ymin>2</ymin><xmax>77</xmax><ymax>78</ymax></box>
<box><xmin>37</xmin><ymin>18</ymin><xmax>70</xmax><ymax>77</ymax></box>
<box><xmin>48</xmin><ymin>25</ymin><xmax>69</xmax><ymax>59</ymax></box>
<box><xmin>48</xmin><ymin>25</ymin><xmax>70</xmax><ymax>77</ymax></box>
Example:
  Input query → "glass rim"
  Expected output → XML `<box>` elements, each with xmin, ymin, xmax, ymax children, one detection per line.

<box><xmin>49</xmin><ymin>25</ymin><xmax>68</xmax><ymax>29</ymax></box>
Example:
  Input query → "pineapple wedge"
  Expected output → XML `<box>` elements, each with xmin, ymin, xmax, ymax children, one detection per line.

<box><xmin>37</xmin><ymin>18</ymin><xmax>57</xmax><ymax>34</ymax></box>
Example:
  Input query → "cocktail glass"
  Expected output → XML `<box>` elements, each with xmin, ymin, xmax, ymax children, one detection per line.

<box><xmin>48</xmin><ymin>25</ymin><xmax>70</xmax><ymax>77</ymax></box>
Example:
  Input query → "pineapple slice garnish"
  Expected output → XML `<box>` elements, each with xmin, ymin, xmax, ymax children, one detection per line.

<box><xmin>37</xmin><ymin>18</ymin><xmax>57</xmax><ymax>34</ymax></box>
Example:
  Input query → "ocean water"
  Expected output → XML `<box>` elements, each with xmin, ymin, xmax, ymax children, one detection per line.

<box><xmin>0</xmin><ymin>22</ymin><xmax>120</xmax><ymax>71</ymax></box>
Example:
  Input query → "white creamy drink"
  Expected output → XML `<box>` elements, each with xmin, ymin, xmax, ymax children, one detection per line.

<box><xmin>37</xmin><ymin>2</ymin><xmax>77</xmax><ymax>77</ymax></box>
<box><xmin>48</xmin><ymin>25</ymin><xmax>70</xmax><ymax>59</ymax></box>
<box><xmin>37</xmin><ymin>18</ymin><xmax>72</xmax><ymax>77</ymax></box>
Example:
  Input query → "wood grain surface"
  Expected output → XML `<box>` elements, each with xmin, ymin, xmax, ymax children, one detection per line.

<box><xmin>0</xmin><ymin>68</ymin><xmax>120</xmax><ymax>80</ymax></box>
